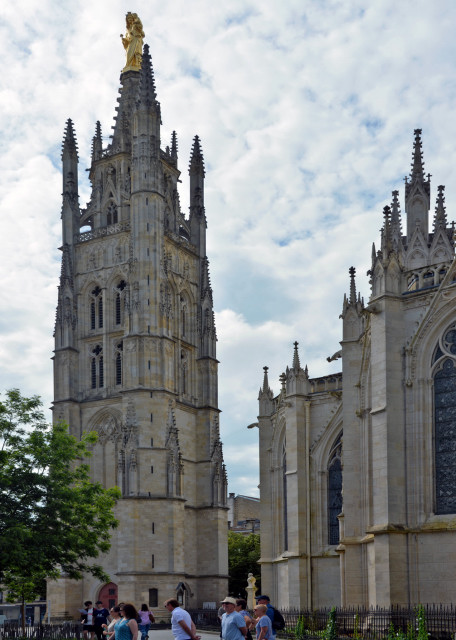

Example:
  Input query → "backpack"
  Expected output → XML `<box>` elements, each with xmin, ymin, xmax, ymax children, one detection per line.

<box><xmin>272</xmin><ymin>608</ymin><xmax>285</xmax><ymax>631</ymax></box>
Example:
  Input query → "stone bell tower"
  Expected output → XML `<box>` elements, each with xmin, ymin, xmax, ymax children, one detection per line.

<box><xmin>49</xmin><ymin>13</ymin><xmax>228</xmax><ymax>617</ymax></box>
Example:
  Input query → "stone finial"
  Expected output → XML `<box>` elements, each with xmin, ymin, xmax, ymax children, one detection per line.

<box><xmin>189</xmin><ymin>135</ymin><xmax>205</xmax><ymax>176</ymax></box>
<box><xmin>121</xmin><ymin>12</ymin><xmax>144</xmax><ymax>72</ymax></box>
<box><xmin>405</xmin><ymin>128</ymin><xmax>430</xmax><ymax>199</ymax></box>
<box><xmin>292</xmin><ymin>342</ymin><xmax>301</xmax><ymax>370</ymax></box>
<box><xmin>433</xmin><ymin>185</ymin><xmax>448</xmax><ymax>231</ymax></box>
<box><xmin>349</xmin><ymin>266</ymin><xmax>356</xmax><ymax>305</ymax></box>
<box><xmin>171</xmin><ymin>131</ymin><xmax>178</xmax><ymax>162</ymax></box>
<box><xmin>61</xmin><ymin>119</ymin><xmax>79</xmax><ymax>160</ymax></box>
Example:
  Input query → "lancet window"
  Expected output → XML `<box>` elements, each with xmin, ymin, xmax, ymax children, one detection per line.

<box><xmin>91</xmin><ymin>345</ymin><xmax>104</xmax><ymax>389</ymax></box>
<box><xmin>328</xmin><ymin>433</ymin><xmax>343</xmax><ymax>545</ymax></box>
<box><xmin>90</xmin><ymin>286</ymin><xmax>103</xmax><ymax>330</ymax></box>
<box><xmin>107</xmin><ymin>202</ymin><xmax>118</xmax><ymax>226</ymax></box>
<box><xmin>433</xmin><ymin>325</ymin><xmax>456</xmax><ymax>514</ymax></box>
<box><xmin>282</xmin><ymin>441</ymin><xmax>288</xmax><ymax>552</ymax></box>
<box><xmin>115</xmin><ymin>341</ymin><xmax>123</xmax><ymax>386</ymax></box>
<box><xmin>115</xmin><ymin>280</ymin><xmax>127</xmax><ymax>326</ymax></box>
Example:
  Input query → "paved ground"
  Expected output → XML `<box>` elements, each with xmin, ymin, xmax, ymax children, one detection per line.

<box><xmin>149</xmin><ymin>630</ymin><xmax>219</xmax><ymax>640</ymax></box>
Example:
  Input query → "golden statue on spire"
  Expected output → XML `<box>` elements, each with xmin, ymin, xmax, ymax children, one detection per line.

<box><xmin>120</xmin><ymin>12</ymin><xmax>144</xmax><ymax>72</ymax></box>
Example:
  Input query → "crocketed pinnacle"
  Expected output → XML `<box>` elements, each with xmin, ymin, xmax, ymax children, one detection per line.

<box><xmin>349</xmin><ymin>266</ymin><xmax>356</xmax><ymax>304</ymax></box>
<box><xmin>189</xmin><ymin>135</ymin><xmax>205</xmax><ymax>175</ymax></box>
<box><xmin>60</xmin><ymin>243</ymin><xmax>73</xmax><ymax>288</ymax></box>
<box><xmin>137</xmin><ymin>43</ymin><xmax>157</xmax><ymax>107</ymax></box>
<box><xmin>381</xmin><ymin>205</ymin><xmax>392</xmax><ymax>254</ymax></box>
<box><xmin>171</xmin><ymin>131</ymin><xmax>178</xmax><ymax>161</ymax></box>
<box><xmin>292</xmin><ymin>341</ymin><xmax>301</xmax><ymax>370</ymax></box>
<box><xmin>433</xmin><ymin>185</ymin><xmax>448</xmax><ymax>231</ymax></box>
<box><xmin>61</xmin><ymin>119</ymin><xmax>79</xmax><ymax>160</ymax></box>
<box><xmin>405</xmin><ymin>129</ymin><xmax>430</xmax><ymax>198</ymax></box>
<box><xmin>390</xmin><ymin>190</ymin><xmax>403</xmax><ymax>236</ymax></box>
<box><xmin>91</xmin><ymin>121</ymin><xmax>103</xmax><ymax>162</ymax></box>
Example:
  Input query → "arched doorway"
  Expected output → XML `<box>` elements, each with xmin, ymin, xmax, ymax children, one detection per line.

<box><xmin>98</xmin><ymin>582</ymin><xmax>118</xmax><ymax>610</ymax></box>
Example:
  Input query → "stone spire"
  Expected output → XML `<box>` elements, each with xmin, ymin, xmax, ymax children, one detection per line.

<box><xmin>61</xmin><ymin>118</ymin><xmax>79</xmax><ymax>162</ymax></box>
<box><xmin>136</xmin><ymin>43</ymin><xmax>158</xmax><ymax>107</ymax></box>
<box><xmin>189</xmin><ymin>135</ymin><xmax>205</xmax><ymax>175</ymax></box>
<box><xmin>405</xmin><ymin>129</ymin><xmax>430</xmax><ymax>200</ymax></box>
<box><xmin>404</xmin><ymin>129</ymin><xmax>430</xmax><ymax>241</ymax></box>
<box><xmin>91</xmin><ymin>121</ymin><xmax>103</xmax><ymax>163</ymax></box>
<box><xmin>61</xmin><ymin>119</ymin><xmax>79</xmax><ymax>245</ymax></box>
<box><xmin>433</xmin><ymin>185</ymin><xmax>448</xmax><ymax>231</ymax></box>
<box><xmin>349</xmin><ymin>266</ymin><xmax>356</xmax><ymax>304</ymax></box>
<box><xmin>341</xmin><ymin>266</ymin><xmax>364</xmax><ymax>335</ymax></box>
<box><xmin>292</xmin><ymin>341</ymin><xmax>301</xmax><ymax>370</ymax></box>
<box><xmin>286</xmin><ymin>341</ymin><xmax>309</xmax><ymax>395</ymax></box>
<box><xmin>190</xmin><ymin>135</ymin><xmax>207</xmax><ymax>254</ymax></box>
<box><xmin>380</xmin><ymin>206</ymin><xmax>393</xmax><ymax>256</ymax></box>
<box><xmin>171</xmin><ymin>130</ymin><xmax>178</xmax><ymax>164</ymax></box>
<box><xmin>258</xmin><ymin>366</ymin><xmax>274</xmax><ymax>416</ymax></box>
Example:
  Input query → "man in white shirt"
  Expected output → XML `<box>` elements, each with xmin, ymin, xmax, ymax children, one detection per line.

<box><xmin>164</xmin><ymin>598</ymin><xmax>200</xmax><ymax>640</ymax></box>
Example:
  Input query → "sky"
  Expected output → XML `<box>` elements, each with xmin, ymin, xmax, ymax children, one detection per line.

<box><xmin>2</xmin><ymin>0</ymin><xmax>456</xmax><ymax>498</ymax></box>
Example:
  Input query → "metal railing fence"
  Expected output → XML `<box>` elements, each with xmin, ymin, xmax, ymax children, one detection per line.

<box><xmin>0</xmin><ymin>622</ymin><xmax>81</xmax><ymax>640</ymax></box>
<box><xmin>188</xmin><ymin>605</ymin><xmax>456</xmax><ymax>640</ymax></box>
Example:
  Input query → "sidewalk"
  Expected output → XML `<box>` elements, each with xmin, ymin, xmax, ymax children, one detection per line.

<box><xmin>149</xmin><ymin>630</ymin><xmax>219</xmax><ymax>640</ymax></box>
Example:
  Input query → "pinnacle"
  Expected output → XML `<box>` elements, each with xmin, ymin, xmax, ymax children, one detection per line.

<box><xmin>292</xmin><ymin>341</ymin><xmax>301</xmax><ymax>370</ymax></box>
<box><xmin>410</xmin><ymin>128</ymin><xmax>425</xmax><ymax>181</ymax></box>
<box><xmin>91</xmin><ymin>121</ymin><xmax>103</xmax><ymax>161</ymax></box>
<box><xmin>262</xmin><ymin>366</ymin><xmax>270</xmax><ymax>393</ymax></box>
<box><xmin>349</xmin><ymin>266</ymin><xmax>356</xmax><ymax>305</ymax></box>
<box><xmin>189</xmin><ymin>135</ymin><xmax>205</xmax><ymax>175</ymax></box>
<box><xmin>171</xmin><ymin>131</ymin><xmax>178</xmax><ymax>161</ymax></box>
<box><xmin>137</xmin><ymin>43</ymin><xmax>157</xmax><ymax>107</ymax></box>
<box><xmin>405</xmin><ymin>129</ymin><xmax>430</xmax><ymax>199</ymax></box>
<box><xmin>434</xmin><ymin>184</ymin><xmax>448</xmax><ymax>231</ymax></box>
<box><xmin>61</xmin><ymin>119</ymin><xmax>79</xmax><ymax>160</ymax></box>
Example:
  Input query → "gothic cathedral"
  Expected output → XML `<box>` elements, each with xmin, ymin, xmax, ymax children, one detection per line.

<box><xmin>50</xmin><ymin>15</ymin><xmax>227</xmax><ymax>617</ymax></box>
<box><xmin>257</xmin><ymin>130</ymin><xmax>456</xmax><ymax>608</ymax></box>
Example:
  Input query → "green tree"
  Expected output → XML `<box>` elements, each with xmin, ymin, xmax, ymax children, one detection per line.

<box><xmin>0</xmin><ymin>389</ymin><xmax>121</xmax><ymax>628</ymax></box>
<box><xmin>228</xmin><ymin>531</ymin><xmax>261</xmax><ymax>598</ymax></box>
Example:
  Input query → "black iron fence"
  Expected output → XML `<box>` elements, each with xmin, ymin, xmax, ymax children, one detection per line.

<box><xmin>0</xmin><ymin>622</ymin><xmax>81</xmax><ymax>640</ymax></box>
<box><xmin>189</xmin><ymin>605</ymin><xmax>456</xmax><ymax>640</ymax></box>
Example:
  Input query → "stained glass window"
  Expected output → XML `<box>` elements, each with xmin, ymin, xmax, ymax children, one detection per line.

<box><xmin>328</xmin><ymin>433</ymin><xmax>343</xmax><ymax>545</ymax></box>
<box><xmin>434</xmin><ymin>358</ymin><xmax>456</xmax><ymax>514</ymax></box>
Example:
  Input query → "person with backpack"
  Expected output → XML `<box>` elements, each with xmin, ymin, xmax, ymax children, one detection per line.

<box><xmin>254</xmin><ymin>596</ymin><xmax>285</xmax><ymax>637</ymax></box>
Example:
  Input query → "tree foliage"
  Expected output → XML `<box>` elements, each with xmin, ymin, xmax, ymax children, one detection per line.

<box><xmin>0</xmin><ymin>388</ymin><xmax>121</xmax><ymax>601</ymax></box>
<box><xmin>228</xmin><ymin>531</ymin><xmax>261</xmax><ymax>598</ymax></box>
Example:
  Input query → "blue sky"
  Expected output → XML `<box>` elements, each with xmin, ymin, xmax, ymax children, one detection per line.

<box><xmin>2</xmin><ymin>0</ymin><xmax>456</xmax><ymax>496</ymax></box>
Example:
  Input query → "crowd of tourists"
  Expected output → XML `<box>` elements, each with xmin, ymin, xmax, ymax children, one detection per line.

<box><xmin>80</xmin><ymin>594</ymin><xmax>283</xmax><ymax>640</ymax></box>
<box><xmin>80</xmin><ymin>601</ymin><xmax>155</xmax><ymax>640</ymax></box>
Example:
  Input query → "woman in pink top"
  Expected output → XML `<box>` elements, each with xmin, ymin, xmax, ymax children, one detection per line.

<box><xmin>138</xmin><ymin>604</ymin><xmax>155</xmax><ymax>640</ymax></box>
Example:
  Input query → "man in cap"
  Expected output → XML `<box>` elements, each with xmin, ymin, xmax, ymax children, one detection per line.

<box><xmin>220</xmin><ymin>597</ymin><xmax>247</xmax><ymax>640</ymax></box>
<box><xmin>94</xmin><ymin>600</ymin><xmax>110</xmax><ymax>640</ymax></box>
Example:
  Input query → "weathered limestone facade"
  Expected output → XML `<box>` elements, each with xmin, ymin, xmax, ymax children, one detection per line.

<box><xmin>257</xmin><ymin>130</ymin><xmax>456</xmax><ymax>608</ymax></box>
<box><xmin>50</xmin><ymin>28</ymin><xmax>228</xmax><ymax>618</ymax></box>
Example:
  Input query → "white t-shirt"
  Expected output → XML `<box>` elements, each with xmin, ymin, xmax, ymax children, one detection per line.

<box><xmin>86</xmin><ymin>608</ymin><xmax>94</xmax><ymax>625</ymax></box>
<box><xmin>171</xmin><ymin>607</ymin><xmax>192</xmax><ymax>640</ymax></box>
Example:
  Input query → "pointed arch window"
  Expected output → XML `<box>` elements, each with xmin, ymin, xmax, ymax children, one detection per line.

<box><xmin>282</xmin><ymin>440</ymin><xmax>288</xmax><ymax>552</ymax></box>
<box><xmin>90</xmin><ymin>286</ymin><xmax>103</xmax><ymax>330</ymax></box>
<box><xmin>328</xmin><ymin>433</ymin><xmax>343</xmax><ymax>545</ymax></box>
<box><xmin>115</xmin><ymin>280</ymin><xmax>127</xmax><ymax>326</ymax></box>
<box><xmin>107</xmin><ymin>202</ymin><xmax>118</xmax><ymax>226</ymax></box>
<box><xmin>115</xmin><ymin>341</ymin><xmax>123</xmax><ymax>386</ymax></box>
<box><xmin>434</xmin><ymin>337</ymin><xmax>456</xmax><ymax>514</ymax></box>
<box><xmin>91</xmin><ymin>345</ymin><xmax>104</xmax><ymax>389</ymax></box>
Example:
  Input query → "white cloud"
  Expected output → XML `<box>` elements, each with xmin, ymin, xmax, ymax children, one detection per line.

<box><xmin>2</xmin><ymin>0</ymin><xmax>456</xmax><ymax>497</ymax></box>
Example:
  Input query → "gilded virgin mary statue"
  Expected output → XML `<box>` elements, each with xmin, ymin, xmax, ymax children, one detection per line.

<box><xmin>120</xmin><ymin>12</ymin><xmax>145</xmax><ymax>72</ymax></box>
